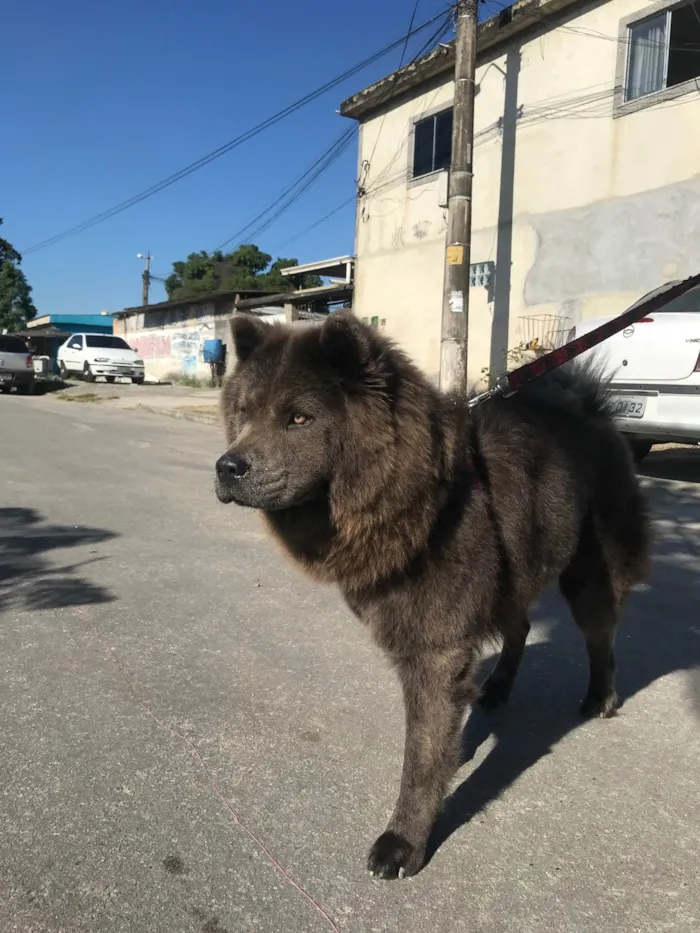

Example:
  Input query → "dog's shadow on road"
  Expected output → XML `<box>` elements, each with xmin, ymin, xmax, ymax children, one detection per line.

<box><xmin>427</xmin><ymin>455</ymin><xmax>700</xmax><ymax>864</ymax></box>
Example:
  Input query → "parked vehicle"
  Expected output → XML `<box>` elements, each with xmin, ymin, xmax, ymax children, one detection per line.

<box><xmin>0</xmin><ymin>335</ymin><xmax>35</xmax><ymax>394</ymax></box>
<box><xmin>568</xmin><ymin>280</ymin><xmax>700</xmax><ymax>462</ymax></box>
<box><xmin>57</xmin><ymin>333</ymin><xmax>145</xmax><ymax>384</ymax></box>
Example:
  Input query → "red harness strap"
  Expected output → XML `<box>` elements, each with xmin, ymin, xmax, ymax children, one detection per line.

<box><xmin>469</xmin><ymin>272</ymin><xmax>700</xmax><ymax>409</ymax></box>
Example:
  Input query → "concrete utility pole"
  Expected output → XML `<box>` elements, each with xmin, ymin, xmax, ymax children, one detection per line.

<box><xmin>138</xmin><ymin>252</ymin><xmax>152</xmax><ymax>306</ymax></box>
<box><xmin>439</xmin><ymin>0</ymin><xmax>478</xmax><ymax>394</ymax></box>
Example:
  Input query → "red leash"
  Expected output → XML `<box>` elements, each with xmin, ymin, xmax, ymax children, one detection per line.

<box><xmin>468</xmin><ymin>272</ymin><xmax>700</xmax><ymax>409</ymax></box>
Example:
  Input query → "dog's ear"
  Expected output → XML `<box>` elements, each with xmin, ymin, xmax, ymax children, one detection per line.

<box><xmin>319</xmin><ymin>312</ymin><xmax>373</xmax><ymax>378</ymax></box>
<box><xmin>230</xmin><ymin>314</ymin><xmax>268</xmax><ymax>363</ymax></box>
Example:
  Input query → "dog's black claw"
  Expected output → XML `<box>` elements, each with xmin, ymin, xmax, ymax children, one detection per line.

<box><xmin>580</xmin><ymin>690</ymin><xmax>619</xmax><ymax>719</ymax></box>
<box><xmin>367</xmin><ymin>831</ymin><xmax>420</xmax><ymax>880</ymax></box>
<box><xmin>478</xmin><ymin>677</ymin><xmax>511</xmax><ymax>710</ymax></box>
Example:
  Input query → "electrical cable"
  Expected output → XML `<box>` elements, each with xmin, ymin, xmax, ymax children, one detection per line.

<box><xmin>20</xmin><ymin>9</ymin><xmax>452</xmax><ymax>256</ymax></box>
<box><xmin>271</xmin><ymin>196</ymin><xmax>357</xmax><ymax>252</ymax></box>
<box><xmin>366</xmin><ymin>0</ymin><xmax>423</xmax><ymax>173</ymax></box>
<box><xmin>212</xmin><ymin>8</ymin><xmax>453</xmax><ymax>255</ymax></box>
<box><xmin>363</xmin><ymin>12</ymin><xmax>455</xmax><ymax>192</ymax></box>
<box><xmin>213</xmin><ymin>126</ymin><xmax>357</xmax><ymax>252</ymax></box>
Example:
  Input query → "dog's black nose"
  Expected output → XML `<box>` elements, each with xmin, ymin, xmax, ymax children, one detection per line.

<box><xmin>216</xmin><ymin>453</ymin><xmax>250</xmax><ymax>479</ymax></box>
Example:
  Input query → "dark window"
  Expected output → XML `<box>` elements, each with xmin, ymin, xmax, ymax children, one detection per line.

<box><xmin>656</xmin><ymin>283</ymin><xmax>700</xmax><ymax>312</ymax></box>
<box><xmin>667</xmin><ymin>3</ymin><xmax>700</xmax><ymax>88</ymax></box>
<box><xmin>412</xmin><ymin>108</ymin><xmax>453</xmax><ymax>178</ymax></box>
<box><xmin>0</xmin><ymin>336</ymin><xmax>27</xmax><ymax>353</ymax></box>
<box><xmin>85</xmin><ymin>335</ymin><xmax>132</xmax><ymax>349</ymax></box>
<box><xmin>625</xmin><ymin>2</ymin><xmax>700</xmax><ymax>102</ymax></box>
<box><xmin>67</xmin><ymin>335</ymin><xmax>83</xmax><ymax>350</ymax></box>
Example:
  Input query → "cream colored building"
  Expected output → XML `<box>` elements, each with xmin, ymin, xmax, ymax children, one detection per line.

<box><xmin>340</xmin><ymin>0</ymin><xmax>700</xmax><ymax>386</ymax></box>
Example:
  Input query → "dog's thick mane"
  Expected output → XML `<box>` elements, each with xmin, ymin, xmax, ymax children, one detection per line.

<box><xmin>262</xmin><ymin>321</ymin><xmax>458</xmax><ymax>591</ymax></box>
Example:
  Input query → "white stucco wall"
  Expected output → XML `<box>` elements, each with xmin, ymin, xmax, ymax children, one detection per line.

<box><xmin>115</xmin><ymin>305</ymin><xmax>222</xmax><ymax>381</ymax></box>
<box><xmin>114</xmin><ymin>306</ymin><xmax>288</xmax><ymax>382</ymax></box>
<box><xmin>352</xmin><ymin>0</ymin><xmax>700</xmax><ymax>385</ymax></box>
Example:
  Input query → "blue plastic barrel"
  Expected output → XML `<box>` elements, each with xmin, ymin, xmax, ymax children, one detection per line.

<box><xmin>203</xmin><ymin>338</ymin><xmax>224</xmax><ymax>363</ymax></box>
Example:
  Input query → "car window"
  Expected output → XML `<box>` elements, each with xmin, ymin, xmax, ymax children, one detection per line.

<box><xmin>0</xmin><ymin>336</ymin><xmax>27</xmax><ymax>353</ymax></box>
<box><xmin>68</xmin><ymin>335</ymin><xmax>83</xmax><ymax>349</ymax></box>
<box><xmin>85</xmin><ymin>335</ymin><xmax>131</xmax><ymax>349</ymax></box>
<box><xmin>655</xmin><ymin>283</ymin><xmax>700</xmax><ymax>313</ymax></box>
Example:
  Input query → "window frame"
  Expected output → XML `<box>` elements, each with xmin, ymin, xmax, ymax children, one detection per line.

<box><xmin>615</xmin><ymin>0</ymin><xmax>700</xmax><ymax>117</ymax></box>
<box><xmin>408</xmin><ymin>102</ymin><xmax>454</xmax><ymax>187</ymax></box>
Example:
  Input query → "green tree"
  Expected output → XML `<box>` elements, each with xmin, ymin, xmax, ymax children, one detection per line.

<box><xmin>0</xmin><ymin>219</ymin><xmax>37</xmax><ymax>331</ymax></box>
<box><xmin>164</xmin><ymin>244</ymin><xmax>321</xmax><ymax>300</ymax></box>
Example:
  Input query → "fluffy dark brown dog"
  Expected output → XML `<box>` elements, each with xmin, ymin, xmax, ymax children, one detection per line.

<box><xmin>216</xmin><ymin>311</ymin><xmax>650</xmax><ymax>880</ymax></box>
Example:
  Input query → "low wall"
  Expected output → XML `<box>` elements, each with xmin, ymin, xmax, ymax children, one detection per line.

<box><xmin>126</xmin><ymin>326</ymin><xmax>213</xmax><ymax>381</ymax></box>
<box><xmin>115</xmin><ymin>303</ymin><xmax>287</xmax><ymax>382</ymax></box>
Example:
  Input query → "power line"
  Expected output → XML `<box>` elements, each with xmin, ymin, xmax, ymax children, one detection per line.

<box><xmin>251</xmin><ymin>0</ymin><xmax>700</xmax><ymax>252</ymax></box>
<box><xmin>366</xmin><ymin>0</ymin><xmax>424</xmax><ymax>172</ymax></box>
<box><xmin>363</xmin><ymin>12</ymin><xmax>455</xmax><ymax>192</ymax></box>
<box><xmin>20</xmin><ymin>9</ymin><xmax>451</xmax><ymax>256</ymax></box>
<box><xmin>253</xmin><ymin>12</ymin><xmax>453</xmax><ymax>253</ymax></box>
<box><xmin>271</xmin><ymin>196</ymin><xmax>357</xmax><ymax>252</ymax></box>
<box><xmin>240</xmin><ymin>134</ymin><xmax>357</xmax><ymax>246</ymax></box>
<box><xmin>208</xmin><ymin>8</ymin><xmax>452</xmax><ymax>257</ymax></box>
<box><xmin>364</xmin><ymin>72</ymin><xmax>699</xmax><ymax>209</ymax></box>
<box><xmin>284</xmin><ymin>4</ymin><xmax>700</xmax><ymax>237</ymax></box>
<box><xmin>364</xmin><ymin>2</ymin><xmax>700</xmax><ymax>197</ymax></box>
<box><xmin>500</xmin><ymin>2</ymin><xmax>700</xmax><ymax>53</ymax></box>
<box><xmin>213</xmin><ymin>126</ymin><xmax>357</xmax><ymax>252</ymax></box>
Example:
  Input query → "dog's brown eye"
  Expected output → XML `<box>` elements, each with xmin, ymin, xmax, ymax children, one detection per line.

<box><xmin>290</xmin><ymin>413</ymin><xmax>311</xmax><ymax>426</ymax></box>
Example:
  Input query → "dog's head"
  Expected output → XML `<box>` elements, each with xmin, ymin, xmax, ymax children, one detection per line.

<box><xmin>216</xmin><ymin>312</ymin><xmax>397</xmax><ymax>511</ymax></box>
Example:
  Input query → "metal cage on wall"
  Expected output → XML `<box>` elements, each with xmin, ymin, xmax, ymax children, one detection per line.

<box><xmin>519</xmin><ymin>314</ymin><xmax>571</xmax><ymax>352</ymax></box>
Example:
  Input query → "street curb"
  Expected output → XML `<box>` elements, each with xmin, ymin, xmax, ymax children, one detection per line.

<box><xmin>132</xmin><ymin>404</ymin><xmax>220</xmax><ymax>426</ymax></box>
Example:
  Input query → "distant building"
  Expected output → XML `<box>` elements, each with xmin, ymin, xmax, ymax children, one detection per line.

<box><xmin>340</xmin><ymin>0</ymin><xmax>700</xmax><ymax>385</ymax></box>
<box><xmin>114</xmin><ymin>290</ymin><xmax>280</xmax><ymax>382</ymax></box>
<box><xmin>115</xmin><ymin>259</ymin><xmax>354</xmax><ymax>382</ymax></box>
<box><xmin>27</xmin><ymin>313</ymin><xmax>114</xmax><ymax>336</ymax></box>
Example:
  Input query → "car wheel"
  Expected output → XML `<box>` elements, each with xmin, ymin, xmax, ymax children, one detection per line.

<box><xmin>83</xmin><ymin>363</ymin><xmax>95</xmax><ymax>383</ymax></box>
<box><xmin>0</xmin><ymin>386</ymin><xmax>10</xmax><ymax>394</ymax></box>
<box><xmin>106</xmin><ymin>376</ymin><xmax>116</xmax><ymax>383</ymax></box>
<box><xmin>17</xmin><ymin>382</ymin><xmax>35</xmax><ymax>396</ymax></box>
<box><xmin>629</xmin><ymin>439</ymin><xmax>653</xmax><ymax>464</ymax></box>
<box><xmin>58</xmin><ymin>361</ymin><xmax>68</xmax><ymax>379</ymax></box>
<box><xmin>132</xmin><ymin>376</ymin><xmax>145</xmax><ymax>385</ymax></box>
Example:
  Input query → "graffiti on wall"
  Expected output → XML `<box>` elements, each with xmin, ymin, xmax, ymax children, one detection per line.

<box><xmin>128</xmin><ymin>328</ymin><xmax>208</xmax><ymax>365</ymax></box>
<box><xmin>171</xmin><ymin>331</ymin><xmax>201</xmax><ymax>374</ymax></box>
<box><xmin>130</xmin><ymin>333</ymin><xmax>172</xmax><ymax>359</ymax></box>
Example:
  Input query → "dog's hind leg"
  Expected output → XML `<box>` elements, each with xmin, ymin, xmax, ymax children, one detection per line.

<box><xmin>560</xmin><ymin>521</ymin><xmax>622</xmax><ymax>719</ymax></box>
<box><xmin>479</xmin><ymin>610</ymin><xmax>530</xmax><ymax>709</ymax></box>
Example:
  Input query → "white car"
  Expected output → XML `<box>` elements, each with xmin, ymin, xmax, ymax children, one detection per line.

<box><xmin>568</xmin><ymin>280</ymin><xmax>700</xmax><ymax>462</ymax></box>
<box><xmin>57</xmin><ymin>333</ymin><xmax>145</xmax><ymax>384</ymax></box>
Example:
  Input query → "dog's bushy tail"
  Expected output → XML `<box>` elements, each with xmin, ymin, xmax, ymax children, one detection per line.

<box><xmin>518</xmin><ymin>359</ymin><xmax>616</xmax><ymax>420</ymax></box>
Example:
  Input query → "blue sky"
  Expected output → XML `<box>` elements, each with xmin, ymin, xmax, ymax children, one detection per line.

<box><xmin>3</xmin><ymin>0</ymin><xmax>500</xmax><ymax>314</ymax></box>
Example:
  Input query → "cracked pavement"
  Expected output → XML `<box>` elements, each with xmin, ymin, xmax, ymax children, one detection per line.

<box><xmin>1</xmin><ymin>395</ymin><xmax>699</xmax><ymax>932</ymax></box>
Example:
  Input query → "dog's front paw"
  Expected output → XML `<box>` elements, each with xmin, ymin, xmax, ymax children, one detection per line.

<box><xmin>580</xmin><ymin>689</ymin><xmax>619</xmax><ymax>719</ymax></box>
<box><xmin>367</xmin><ymin>831</ymin><xmax>423</xmax><ymax>880</ymax></box>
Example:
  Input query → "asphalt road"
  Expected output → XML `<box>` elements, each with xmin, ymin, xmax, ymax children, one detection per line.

<box><xmin>1</xmin><ymin>394</ymin><xmax>699</xmax><ymax>933</ymax></box>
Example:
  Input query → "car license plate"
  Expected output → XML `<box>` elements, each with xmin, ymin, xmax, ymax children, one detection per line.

<box><xmin>612</xmin><ymin>395</ymin><xmax>647</xmax><ymax>419</ymax></box>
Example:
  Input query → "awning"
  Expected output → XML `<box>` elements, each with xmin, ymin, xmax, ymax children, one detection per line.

<box><xmin>15</xmin><ymin>326</ymin><xmax>70</xmax><ymax>339</ymax></box>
